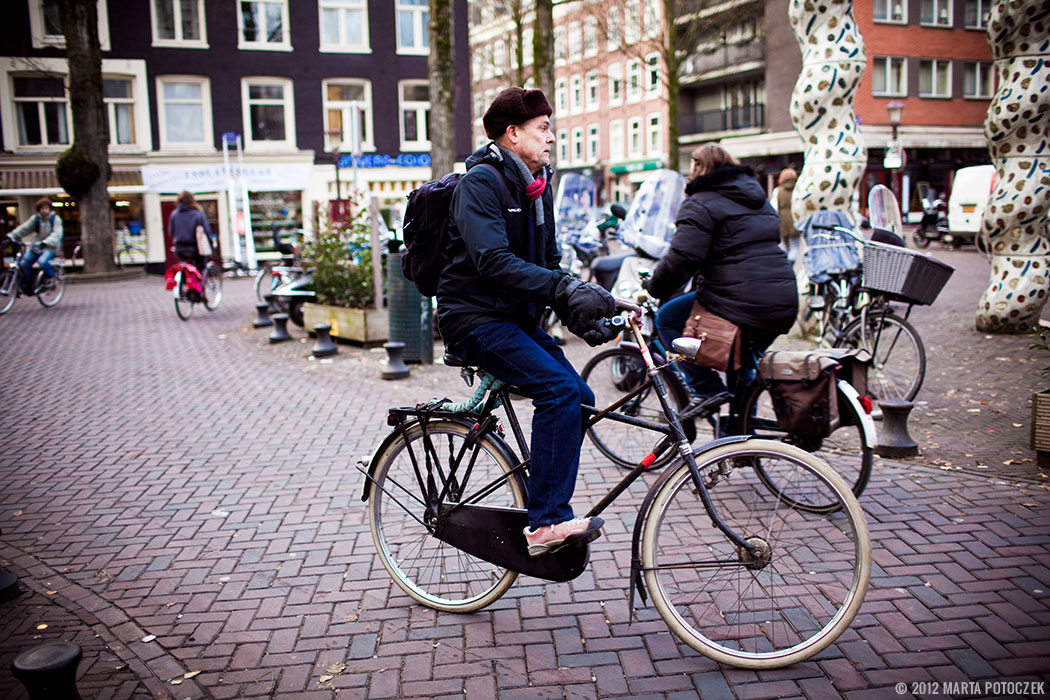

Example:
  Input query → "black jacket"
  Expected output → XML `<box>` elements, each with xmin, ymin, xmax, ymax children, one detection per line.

<box><xmin>648</xmin><ymin>165</ymin><xmax>798</xmax><ymax>334</ymax></box>
<box><xmin>436</xmin><ymin>144</ymin><xmax>561</xmax><ymax>345</ymax></box>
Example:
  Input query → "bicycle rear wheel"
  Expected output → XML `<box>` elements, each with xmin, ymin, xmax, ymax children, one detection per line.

<box><xmin>843</xmin><ymin>310</ymin><xmax>924</xmax><ymax>402</ymax></box>
<box><xmin>736</xmin><ymin>379</ymin><xmax>872</xmax><ymax>513</ymax></box>
<box><xmin>36</xmin><ymin>265</ymin><xmax>65</xmax><ymax>307</ymax></box>
<box><xmin>174</xmin><ymin>272</ymin><xmax>193</xmax><ymax>320</ymax></box>
<box><xmin>367</xmin><ymin>419</ymin><xmax>526</xmax><ymax>613</ymax></box>
<box><xmin>0</xmin><ymin>269</ymin><xmax>19</xmax><ymax>315</ymax></box>
<box><xmin>641</xmin><ymin>440</ymin><xmax>870</xmax><ymax>669</ymax></box>
<box><xmin>580</xmin><ymin>347</ymin><xmax>691</xmax><ymax>470</ymax></box>
<box><xmin>203</xmin><ymin>263</ymin><xmax>222</xmax><ymax>311</ymax></box>
<box><xmin>254</xmin><ymin>264</ymin><xmax>273</xmax><ymax>302</ymax></box>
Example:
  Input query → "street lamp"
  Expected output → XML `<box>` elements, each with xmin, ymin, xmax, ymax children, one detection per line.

<box><xmin>326</xmin><ymin>128</ymin><xmax>343</xmax><ymax>205</ymax></box>
<box><xmin>885</xmin><ymin>100</ymin><xmax>905</xmax><ymax>205</ymax></box>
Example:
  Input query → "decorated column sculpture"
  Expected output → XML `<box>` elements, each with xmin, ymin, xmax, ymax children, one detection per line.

<box><xmin>788</xmin><ymin>0</ymin><xmax>868</xmax><ymax>222</ymax></box>
<box><xmin>976</xmin><ymin>0</ymin><xmax>1050</xmax><ymax>333</ymax></box>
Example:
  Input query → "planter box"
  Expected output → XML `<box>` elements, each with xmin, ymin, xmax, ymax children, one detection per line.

<box><xmin>1033</xmin><ymin>389</ymin><xmax>1050</xmax><ymax>467</ymax></box>
<box><xmin>303</xmin><ymin>302</ymin><xmax>388</xmax><ymax>346</ymax></box>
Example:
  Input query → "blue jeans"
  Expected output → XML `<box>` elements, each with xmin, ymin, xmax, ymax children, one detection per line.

<box><xmin>21</xmin><ymin>248</ymin><xmax>55</xmax><ymax>290</ymax></box>
<box><xmin>447</xmin><ymin>321</ymin><xmax>594</xmax><ymax>528</ymax></box>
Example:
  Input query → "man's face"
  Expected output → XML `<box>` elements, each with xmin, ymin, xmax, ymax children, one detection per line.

<box><xmin>507</xmin><ymin>115</ymin><xmax>554</xmax><ymax>173</ymax></box>
<box><xmin>38</xmin><ymin>205</ymin><xmax>51</xmax><ymax>217</ymax></box>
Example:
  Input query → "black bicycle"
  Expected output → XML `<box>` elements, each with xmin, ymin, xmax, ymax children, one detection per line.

<box><xmin>0</xmin><ymin>241</ymin><xmax>80</xmax><ymax>315</ymax></box>
<box><xmin>362</xmin><ymin>300</ymin><xmax>871</xmax><ymax>669</ymax></box>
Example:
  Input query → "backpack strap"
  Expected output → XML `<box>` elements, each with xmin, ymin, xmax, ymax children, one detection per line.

<box><xmin>475</xmin><ymin>163</ymin><xmax>511</xmax><ymax>208</ymax></box>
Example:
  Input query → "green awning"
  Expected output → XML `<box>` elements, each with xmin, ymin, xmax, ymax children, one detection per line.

<box><xmin>609</xmin><ymin>159</ymin><xmax>662</xmax><ymax>174</ymax></box>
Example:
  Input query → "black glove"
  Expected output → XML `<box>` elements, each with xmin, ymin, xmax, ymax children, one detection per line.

<box><xmin>552</xmin><ymin>276</ymin><xmax>616</xmax><ymax>339</ymax></box>
<box><xmin>580</xmin><ymin>316</ymin><xmax>625</xmax><ymax>347</ymax></box>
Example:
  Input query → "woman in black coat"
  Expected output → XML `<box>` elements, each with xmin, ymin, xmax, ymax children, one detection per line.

<box><xmin>646</xmin><ymin>143</ymin><xmax>798</xmax><ymax>412</ymax></box>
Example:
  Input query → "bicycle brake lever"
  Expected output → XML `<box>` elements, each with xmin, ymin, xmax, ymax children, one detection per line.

<box><xmin>459</xmin><ymin>366</ymin><xmax>476</xmax><ymax>387</ymax></box>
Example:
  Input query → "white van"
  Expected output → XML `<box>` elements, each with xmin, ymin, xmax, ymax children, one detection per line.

<box><xmin>947</xmin><ymin>165</ymin><xmax>996</xmax><ymax>245</ymax></box>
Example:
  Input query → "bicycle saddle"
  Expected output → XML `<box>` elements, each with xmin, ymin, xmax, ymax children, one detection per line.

<box><xmin>443</xmin><ymin>353</ymin><xmax>467</xmax><ymax>368</ymax></box>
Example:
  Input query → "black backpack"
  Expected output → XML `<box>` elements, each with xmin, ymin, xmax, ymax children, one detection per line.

<box><xmin>401</xmin><ymin>163</ymin><xmax>508</xmax><ymax>297</ymax></box>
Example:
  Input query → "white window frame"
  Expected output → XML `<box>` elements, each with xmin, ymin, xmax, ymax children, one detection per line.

<box><xmin>570</xmin><ymin>74</ymin><xmax>583</xmax><ymax>114</ymax></box>
<box><xmin>396</xmin><ymin>0</ymin><xmax>429</xmax><ymax>55</ymax></box>
<box><xmin>627</xmin><ymin>58</ymin><xmax>643</xmax><ymax>103</ymax></box>
<box><xmin>494</xmin><ymin>40</ymin><xmax>506</xmax><ymax>77</ymax></box>
<box><xmin>962</xmin><ymin>61</ymin><xmax>994</xmax><ymax>98</ymax></box>
<box><xmin>29</xmin><ymin>0</ymin><xmax>111</xmax><ymax>50</ymax></box>
<box><xmin>643</xmin><ymin>0</ymin><xmax>660</xmax><ymax>39</ymax></box>
<box><xmin>237</xmin><ymin>0</ymin><xmax>291</xmax><ymax>51</ymax></box>
<box><xmin>874</xmin><ymin>0</ymin><xmax>908</xmax><ymax>22</ymax></box>
<box><xmin>399</xmin><ymin>80</ymin><xmax>431</xmax><ymax>152</ymax></box>
<box><xmin>557</xmin><ymin>128</ymin><xmax>569</xmax><ymax>164</ymax></box>
<box><xmin>241</xmin><ymin>77</ymin><xmax>296</xmax><ymax>151</ymax></box>
<box><xmin>523</xmin><ymin>28</ymin><xmax>533</xmax><ymax>66</ymax></box>
<box><xmin>921</xmin><ymin>0</ymin><xmax>953</xmax><ymax>26</ymax></box>
<box><xmin>609</xmin><ymin>119</ymin><xmax>624</xmax><ymax>161</ymax></box>
<box><xmin>319</xmin><ymin>0</ymin><xmax>371</xmax><ymax>54</ymax></box>
<box><xmin>104</xmin><ymin>77</ymin><xmax>136</xmax><ymax>147</ymax></box>
<box><xmin>583</xmin><ymin>17</ymin><xmax>598</xmax><ymax>58</ymax></box>
<box><xmin>156</xmin><ymin>74</ymin><xmax>213</xmax><ymax>152</ymax></box>
<box><xmin>555</xmin><ymin>78</ymin><xmax>568</xmax><ymax>113</ymax></box>
<box><xmin>627</xmin><ymin>117</ymin><xmax>642</xmax><ymax>157</ymax></box>
<box><xmin>150</xmin><ymin>0</ymin><xmax>208</xmax><ymax>48</ymax></box>
<box><xmin>571</xmin><ymin>127</ymin><xmax>584</xmax><ymax>164</ymax></box>
<box><xmin>10</xmin><ymin>74</ymin><xmax>70</xmax><ymax>149</ymax></box>
<box><xmin>568</xmin><ymin>21</ymin><xmax>582</xmax><ymax>60</ymax></box>
<box><xmin>608</xmin><ymin>63</ymin><xmax>623</xmax><ymax>105</ymax></box>
<box><xmin>646</xmin><ymin>112</ymin><xmax>661</xmax><ymax>156</ymax></box>
<box><xmin>872</xmin><ymin>56</ymin><xmax>907</xmax><ymax>96</ymax></box>
<box><xmin>585</xmin><ymin>71</ymin><xmax>599</xmax><ymax>112</ymax></box>
<box><xmin>645</xmin><ymin>53</ymin><xmax>660</xmax><ymax>98</ymax></box>
<box><xmin>606</xmin><ymin>7</ymin><xmax>621</xmax><ymax>51</ymax></box>
<box><xmin>964</xmin><ymin>0</ymin><xmax>990</xmax><ymax>28</ymax></box>
<box><xmin>919</xmin><ymin>58</ymin><xmax>952</xmax><ymax>97</ymax></box>
<box><xmin>323</xmin><ymin>79</ymin><xmax>374</xmax><ymax>153</ymax></box>
<box><xmin>624</xmin><ymin>0</ymin><xmax>641</xmax><ymax>44</ymax></box>
<box><xmin>587</xmin><ymin>123</ymin><xmax>600</xmax><ymax>162</ymax></box>
<box><xmin>554</xmin><ymin>27</ymin><xmax>566</xmax><ymax>65</ymax></box>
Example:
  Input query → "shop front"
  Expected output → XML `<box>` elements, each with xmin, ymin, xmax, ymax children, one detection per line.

<box><xmin>607</xmin><ymin>158</ymin><xmax>665</xmax><ymax>204</ymax></box>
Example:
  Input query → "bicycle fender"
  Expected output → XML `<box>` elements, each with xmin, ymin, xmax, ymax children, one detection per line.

<box><xmin>837</xmin><ymin>379</ymin><xmax>877</xmax><ymax>449</ymax></box>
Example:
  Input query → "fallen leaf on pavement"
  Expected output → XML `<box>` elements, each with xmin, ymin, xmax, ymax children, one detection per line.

<box><xmin>184</xmin><ymin>671</ymin><xmax>201</xmax><ymax>679</ymax></box>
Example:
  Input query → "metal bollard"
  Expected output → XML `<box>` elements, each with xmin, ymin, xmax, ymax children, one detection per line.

<box><xmin>269</xmin><ymin>313</ymin><xmax>292</xmax><ymax>344</ymax></box>
<box><xmin>264</xmin><ymin>293</ymin><xmax>280</xmax><ymax>314</ymax></box>
<box><xmin>253</xmin><ymin>302</ymin><xmax>273</xmax><ymax>328</ymax></box>
<box><xmin>312</xmin><ymin>323</ymin><xmax>337</xmax><ymax>358</ymax></box>
<box><xmin>0</xmin><ymin>568</ymin><xmax>18</xmax><ymax>603</ymax></box>
<box><xmin>875</xmin><ymin>399</ymin><xmax>919</xmax><ymax>458</ymax></box>
<box><xmin>382</xmin><ymin>341</ymin><xmax>411</xmax><ymax>380</ymax></box>
<box><xmin>11</xmin><ymin>641</ymin><xmax>84</xmax><ymax>700</ymax></box>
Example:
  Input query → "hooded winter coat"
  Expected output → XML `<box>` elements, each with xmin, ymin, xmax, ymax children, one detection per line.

<box><xmin>647</xmin><ymin>164</ymin><xmax>798</xmax><ymax>334</ymax></box>
<box><xmin>436</xmin><ymin>143</ymin><xmax>561</xmax><ymax>345</ymax></box>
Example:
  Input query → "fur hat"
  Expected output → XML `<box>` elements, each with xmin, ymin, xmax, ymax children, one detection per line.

<box><xmin>483</xmin><ymin>87</ymin><xmax>553</xmax><ymax>140</ymax></box>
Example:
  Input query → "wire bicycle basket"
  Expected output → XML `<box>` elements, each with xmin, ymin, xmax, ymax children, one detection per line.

<box><xmin>860</xmin><ymin>241</ymin><xmax>954</xmax><ymax>306</ymax></box>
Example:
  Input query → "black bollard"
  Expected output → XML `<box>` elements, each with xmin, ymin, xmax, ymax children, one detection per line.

<box><xmin>264</xmin><ymin>293</ymin><xmax>280</xmax><ymax>314</ymax></box>
<box><xmin>0</xmin><ymin>568</ymin><xmax>19</xmax><ymax>603</ymax></box>
<box><xmin>312</xmin><ymin>323</ymin><xmax>337</xmax><ymax>358</ymax></box>
<box><xmin>382</xmin><ymin>341</ymin><xmax>410</xmax><ymax>380</ymax></box>
<box><xmin>875</xmin><ymin>399</ymin><xmax>919</xmax><ymax>458</ymax></box>
<box><xmin>253</xmin><ymin>302</ymin><xmax>273</xmax><ymax>328</ymax></box>
<box><xmin>269</xmin><ymin>313</ymin><xmax>292</xmax><ymax>344</ymax></box>
<box><xmin>11</xmin><ymin>641</ymin><xmax>84</xmax><ymax>700</ymax></box>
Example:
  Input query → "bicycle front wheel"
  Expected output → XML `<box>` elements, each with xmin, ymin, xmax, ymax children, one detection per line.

<box><xmin>843</xmin><ymin>310</ymin><xmax>925</xmax><ymax>402</ymax></box>
<box><xmin>580</xmin><ymin>347</ymin><xmax>690</xmax><ymax>470</ymax></box>
<box><xmin>203</xmin><ymin>264</ymin><xmax>222</xmax><ymax>311</ymax></box>
<box><xmin>174</xmin><ymin>272</ymin><xmax>193</xmax><ymax>320</ymax></box>
<box><xmin>0</xmin><ymin>269</ymin><xmax>19</xmax><ymax>315</ymax></box>
<box><xmin>36</xmin><ymin>266</ymin><xmax>66</xmax><ymax>307</ymax></box>
<box><xmin>367</xmin><ymin>419</ymin><xmax>526</xmax><ymax>613</ymax></box>
<box><xmin>736</xmin><ymin>379</ymin><xmax>872</xmax><ymax>512</ymax></box>
<box><xmin>254</xmin><ymin>264</ymin><xmax>273</xmax><ymax>302</ymax></box>
<box><xmin>641</xmin><ymin>440</ymin><xmax>871</xmax><ymax>669</ymax></box>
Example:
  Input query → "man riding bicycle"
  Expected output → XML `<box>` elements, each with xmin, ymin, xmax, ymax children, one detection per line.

<box><xmin>437</xmin><ymin>87</ymin><xmax>617</xmax><ymax>557</ymax></box>
<box><xmin>7</xmin><ymin>197</ymin><xmax>63</xmax><ymax>294</ymax></box>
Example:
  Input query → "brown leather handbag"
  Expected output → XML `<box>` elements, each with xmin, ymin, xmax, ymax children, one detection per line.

<box><xmin>681</xmin><ymin>301</ymin><xmax>742</xmax><ymax>372</ymax></box>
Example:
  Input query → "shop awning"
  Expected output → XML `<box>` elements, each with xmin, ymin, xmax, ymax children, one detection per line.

<box><xmin>609</xmin><ymin>159</ymin><xmax>663</xmax><ymax>174</ymax></box>
<box><xmin>0</xmin><ymin>167</ymin><xmax>144</xmax><ymax>195</ymax></box>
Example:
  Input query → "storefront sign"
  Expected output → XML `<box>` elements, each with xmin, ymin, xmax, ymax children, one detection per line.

<box><xmin>609</xmin><ymin>159</ymin><xmax>662</xmax><ymax>174</ymax></box>
<box><xmin>338</xmin><ymin>153</ymin><xmax>431</xmax><ymax>169</ymax></box>
<box><xmin>884</xmin><ymin>140</ymin><xmax>905</xmax><ymax>169</ymax></box>
<box><xmin>142</xmin><ymin>163</ymin><xmax>311</xmax><ymax>193</ymax></box>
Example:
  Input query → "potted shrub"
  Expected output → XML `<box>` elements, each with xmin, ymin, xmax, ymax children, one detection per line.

<box><xmin>302</xmin><ymin>209</ymin><xmax>388</xmax><ymax>345</ymax></box>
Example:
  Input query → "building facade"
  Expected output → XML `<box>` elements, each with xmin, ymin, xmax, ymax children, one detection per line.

<box><xmin>0</xmin><ymin>0</ymin><xmax>472</xmax><ymax>268</ymax></box>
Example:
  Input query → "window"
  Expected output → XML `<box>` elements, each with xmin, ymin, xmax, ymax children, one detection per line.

<box><xmin>522</xmin><ymin>28</ymin><xmax>533</xmax><ymax>66</ymax></box>
<box><xmin>624</xmin><ymin>0</ymin><xmax>640</xmax><ymax>44</ymax></box>
<box><xmin>646</xmin><ymin>53</ymin><xmax>660</xmax><ymax>97</ymax></box>
<box><xmin>554</xmin><ymin>27</ymin><xmax>566</xmax><ymax>65</ymax></box>
<box><xmin>921</xmin><ymin>0</ymin><xmax>952</xmax><ymax>25</ymax></box>
<box><xmin>607</xmin><ymin>7</ymin><xmax>621</xmax><ymax>51</ymax></box>
<box><xmin>570</xmin><ymin>74</ymin><xmax>583</xmax><ymax>114</ymax></box>
<box><xmin>609</xmin><ymin>63</ymin><xmax>623</xmax><ymax>105</ymax></box>
<box><xmin>610</xmin><ymin>120</ymin><xmax>624</xmax><ymax>161</ymax></box>
<box><xmin>555</xmin><ymin>78</ymin><xmax>568</xmax><ymax>113</ymax></box>
<box><xmin>557</xmin><ymin>129</ymin><xmax>569</xmax><ymax>164</ymax></box>
<box><xmin>399</xmin><ymin>81</ymin><xmax>430</xmax><ymax>151</ymax></box>
<box><xmin>242</xmin><ymin>78</ymin><xmax>295</xmax><ymax>149</ymax></box>
<box><xmin>644</xmin><ymin>0</ymin><xmax>660</xmax><ymax>39</ymax></box>
<box><xmin>587</xmin><ymin>124</ymin><xmax>600</xmax><ymax>162</ymax></box>
<box><xmin>586</xmin><ymin>71</ymin><xmax>599</xmax><ymax>111</ymax></box>
<box><xmin>964</xmin><ymin>0</ymin><xmax>990</xmax><ymax>27</ymax></box>
<box><xmin>963</xmin><ymin>61</ymin><xmax>994</xmax><ymax>98</ymax></box>
<box><xmin>874</xmin><ymin>0</ymin><xmax>907</xmax><ymax>22</ymax></box>
<box><xmin>238</xmin><ymin>0</ymin><xmax>290</xmax><ymax>50</ymax></box>
<box><xmin>583</xmin><ymin>17</ymin><xmax>598</xmax><ymax>57</ymax></box>
<box><xmin>29</xmin><ymin>0</ymin><xmax>111</xmax><ymax>49</ymax></box>
<box><xmin>627</xmin><ymin>58</ymin><xmax>643</xmax><ymax>102</ymax></box>
<box><xmin>324</xmin><ymin>80</ymin><xmax>373</xmax><ymax>152</ymax></box>
<box><xmin>12</xmin><ymin>76</ymin><xmax>69</xmax><ymax>147</ymax></box>
<box><xmin>482</xmin><ymin>44</ymin><xmax>493</xmax><ymax>79</ymax></box>
<box><xmin>627</xmin><ymin>117</ymin><xmax>642</xmax><ymax>157</ymax></box>
<box><xmin>104</xmin><ymin>79</ymin><xmax>135</xmax><ymax>146</ymax></box>
<box><xmin>494</xmin><ymin>40</ymin><xmax>506</xmax><ymax>77</ymax></box>
<box><xmin>919</xmin><ymin>59</ymin><xmax>951</xmax><ymax>97</ymax></box>
<box><xmin>872</xmin><ymin>56</ymin><xmax>906</xmax><ymax>96</ymax></box>
<box><xmin>157</xmin><ymin>76</ymin><xmax>212</xmax><ymax>149</ymax></box>
<box><xmin>571</xmin><ymin>127</ymin><xmax>583</xmax><ymax>164</ymax></box>
<box><xmin>320</xmin><ymin>0</ymin><xmax>369</xmax><ymax>52</ymax></box>
<box><xmin>646</xmin><ymin>113</ymin><xmax>660</xmax><ymax>155</ymax></box>
<box><xmin>397</xmin><ymin>0</ymin><xmax>429</xmax><ymax>54</ymax></box>
<box><xmin>568</xmin><ymin>21</ymin><xmax>581</xmax><ymax>60</ymax></box>
<box><xmin>151</xmin><ymin>0</ymin><xmax>207</xmax><ymax>47</ymax></box>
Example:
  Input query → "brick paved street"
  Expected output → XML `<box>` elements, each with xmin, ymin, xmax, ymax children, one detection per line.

<box><xmin>1</xmin><ymin>247</ymin><xmax>1049</xmax><ymax>699</ymax></box>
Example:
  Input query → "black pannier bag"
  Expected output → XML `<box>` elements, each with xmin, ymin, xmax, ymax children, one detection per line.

<box><xmin>758</xmin><ymin>351</ymin><xmax>840</xmax><ymax>437</ymax></box>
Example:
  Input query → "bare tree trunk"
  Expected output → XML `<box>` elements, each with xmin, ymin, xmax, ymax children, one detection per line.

<box><xmin>429</xmin><ymin>0</ymin><xmax>456</xmax><ymax>175</ymax></box>
<box><xmin>511</xmin><ymin>0</ymin><xmax>526</xmax><ymax>86</ymax></box>
<box><xmin>664</xmin><ymin>0</ymin><xmax>680</xmax><ymax>172</ymax></box>
<box><xmin>533</xmin><ymin>0</ymin><xmax>555</xmax><ymax>116</ymax></box>
<box><xmin>60</xmin><ymin>0</ymin><xmax>114</xmax><ymax>273</ymax></box>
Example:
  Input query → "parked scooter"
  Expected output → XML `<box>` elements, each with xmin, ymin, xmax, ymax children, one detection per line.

<box><xmin>912</xmin><ymin>195</ymin><xmax>949</xmax><ymax>248</ymax></box>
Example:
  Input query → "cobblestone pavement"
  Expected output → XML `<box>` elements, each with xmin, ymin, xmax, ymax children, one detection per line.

<box><xmin>1</xmin><ymin>248</ymin><xmax>1048</xmax><ymax>699</ymax></box>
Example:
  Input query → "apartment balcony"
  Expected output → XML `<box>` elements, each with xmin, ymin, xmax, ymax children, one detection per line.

<box><xmin>679</xmin><ymin>103</ymin><xmax>766</xmax><ymax>136</ymax></box>
<box><xmin>681</xmin><ymin>42</ymin><xmax>764</xmax><ymax>82</ymax></box>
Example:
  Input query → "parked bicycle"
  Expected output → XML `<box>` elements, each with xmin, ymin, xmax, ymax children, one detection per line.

<box><xmin>0</xmin><ymin>241</ymin><xmax>80</xmax><ymax>315</ymax></box>
<box><xmin>581</xmin><ymin>273</ymin><xmax>877</xmax><ymax>514</ymax></box>
<box><xmin>115</xmin><ymin>227</ymin><xmax>148</xmax><ymax>269</ymax></box>
<box><xmin>170</xmin><ymin>255</ymin><xmax>222</xmax><ymax>320</ymax></box>
<box><xmin>362</xmin><ymin>299</ymin><xmax>871</xmax><ymax>669</ymax></box>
